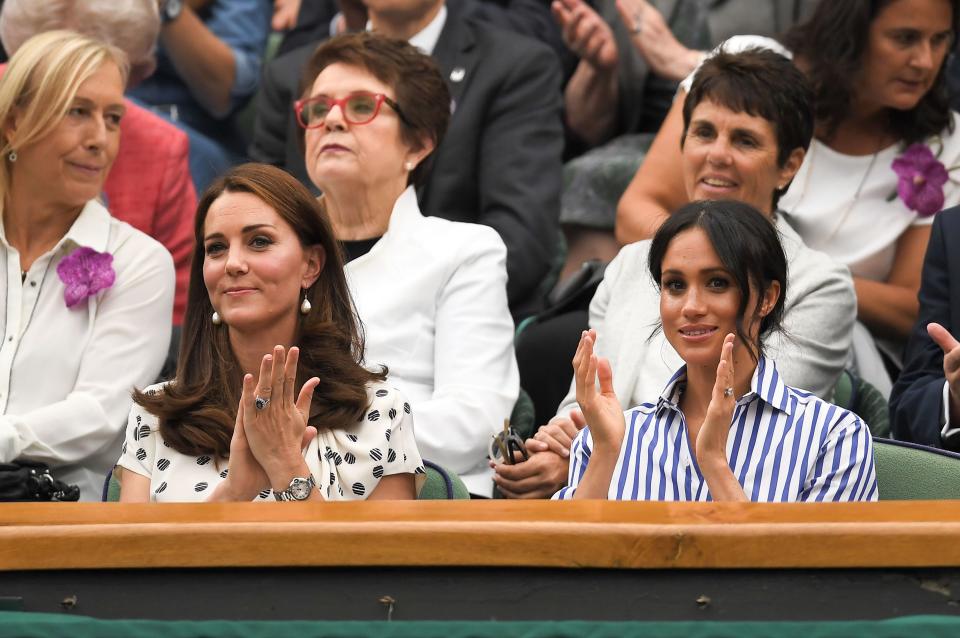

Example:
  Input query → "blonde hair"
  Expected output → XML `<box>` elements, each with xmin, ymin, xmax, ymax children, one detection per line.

<box><xmin>0</xmin><ymin>30</ymin><xmax>129</xmax><ymax>213</ymax></box>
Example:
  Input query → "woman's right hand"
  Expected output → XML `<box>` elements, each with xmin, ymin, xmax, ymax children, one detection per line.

<box><xmin>213</xmin><ymin>399</ymin><xmax>271</xmax><ymax>501</ymax></box>
<box><xmin>573</xmin><ymin>329</ymin><xmax>625</xmax><ymax>450</ymax></box>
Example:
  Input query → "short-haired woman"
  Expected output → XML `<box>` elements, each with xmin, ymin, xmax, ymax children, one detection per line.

<box><xmin>298</xmin><ymin>33</ymin><xmax>519</xmax><ymax>496</ymax></box>
<box><xmin>556</xmin><ymin>200</ymin><xmax>877</xmax><ymax>502</ymax></box>
<box><xmin>0</xmin><ymin>30</ymin><xmax>175</xmax><ymax>500</ymax></box>
<box><xmin>118</xmin><ymin>164</ymin><xmax>424</xmax><ymax>502</ymax></box>
<box><xmin>619</xmin><ymin>0</ymin><xmax>960</xmax><ymax>394</ymax></box>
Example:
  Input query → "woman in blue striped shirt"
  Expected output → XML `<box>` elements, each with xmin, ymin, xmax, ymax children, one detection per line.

<box><xmin>555</xmin><ymin>200</ymin><xmax>877</xmax><ymax>501</ymax></box>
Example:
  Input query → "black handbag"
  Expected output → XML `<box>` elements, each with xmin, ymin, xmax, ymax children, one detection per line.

<box><xmin>0</xmin><ymin>460</ymin><xmax>80</xmax><ymax>501</ymax></box>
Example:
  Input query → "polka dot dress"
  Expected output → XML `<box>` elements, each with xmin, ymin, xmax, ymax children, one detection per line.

<box><xmin>117</xmin><ymin>381</ymin><xmax>425</xmax><ymax>502</ymax></box>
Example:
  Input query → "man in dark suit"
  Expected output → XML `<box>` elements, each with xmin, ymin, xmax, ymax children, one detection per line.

<box><xmin>249</xmin><ymin>0</ymin><xmax>564</xmax><ymax>319</ymax></box>
<box><xmin>890</xmin><ymin>208</ymin><xmax>960</xmax><ymax>449</ymax></box>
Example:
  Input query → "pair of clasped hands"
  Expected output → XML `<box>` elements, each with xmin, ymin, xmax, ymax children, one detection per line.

<box><xmin>212</xmin><ymin>346</ymin><xmax>320</xmax><ymax>502</ymax></box>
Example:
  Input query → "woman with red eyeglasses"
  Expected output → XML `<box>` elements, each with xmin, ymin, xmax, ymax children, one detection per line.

<box><xmin>295</xmin><ymin>33</ymin><xmax>519</xmax><ymax>497</ymax></box>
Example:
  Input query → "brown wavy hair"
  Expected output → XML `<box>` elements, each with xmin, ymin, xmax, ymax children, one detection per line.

<box><xmin>784</xmin><ymin>0</ymin><xmax>959</xmax><ymax>145</ymax></box>
<box><xmin>133</xmin><ymin>163</ymin><xmax>386</xmax><ymax>459</ymax></box>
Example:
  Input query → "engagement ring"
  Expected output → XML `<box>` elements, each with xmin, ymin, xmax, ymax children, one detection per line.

<box><xmin>255</xmin><ymin>396</ymin><xmax>271</xmax><ymax>410</ymax></box>
<box><xmin>723</xmin><ymin>387</ymin><xmax>734</xmax><ymax>398</ymax></box>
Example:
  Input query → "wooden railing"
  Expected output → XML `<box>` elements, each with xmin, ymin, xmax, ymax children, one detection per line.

<box><xmin>1</xmin><ymin>501</ymin><xmax>959</xmax><ymax>570</ymax></box>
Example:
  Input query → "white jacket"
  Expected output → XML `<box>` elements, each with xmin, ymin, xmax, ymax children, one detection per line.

<box><xmin>345</xmin><ymin>187</ymin><xmax>519</xmax><ymax>495</ymax></box>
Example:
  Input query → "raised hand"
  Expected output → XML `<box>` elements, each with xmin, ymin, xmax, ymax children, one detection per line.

<box><xmin>552</xmin><ymin>0</ymin><xmax>618</xmax><ymax>72</ymax></box>
<box><xmin>928</xmin><ymin>322</ymin><xmax>960</xmax><ymax>420</ymax></box>
<box><xmin>695</xmin><ymin>333</ymin><xmax>737</xmax><ymax>468</ymax></box>
<box><xmin>573</xmin><ymin>329</ymin><xmax>625</xmax><ymax>449</ymax></box>
<box><xmin>241</xmin><ymin>346</ymin><xmax>320</xmax><ymax>484</ymax></box>
<box><xmin>614</xmin><ymin>0</ymin><xmax>703</xmax><ymax>82</ymax></box>
<box><xmin>271</xmin><ymin>0</ymin><xmax>302</xmax><ymax>31</ymax></box>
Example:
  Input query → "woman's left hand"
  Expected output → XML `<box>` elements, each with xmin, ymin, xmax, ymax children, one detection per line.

<box><xmin>695</xmin><ymin>333</ymin><xmax>737</xmax><ymax>468</ymax></box>
<box><xmin>241</xmin><ymin>345</ymin><xmax>320</xmax><ymax>482</ymax></box>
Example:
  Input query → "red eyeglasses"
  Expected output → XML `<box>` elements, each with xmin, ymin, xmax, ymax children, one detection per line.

<box><xmin>294</xmin><ymin>92</ymin><xmax>407</xmax><ymax>128</ymax></box>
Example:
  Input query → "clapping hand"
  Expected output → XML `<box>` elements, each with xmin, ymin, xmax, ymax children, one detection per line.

<box><xmin>694</xmin><ymin>333</ymin><xmax>737</xmax><ymax>468</ymax></box>
<box><xmin>614</xmin><ymin>0</ymin><xmax>702</xmax><ymax>82</ymax></box>
<box><xmin>928</xmin><ymin>323</ymin><xmax>960</xmax><ymax>420</ymax></box>
<box><xmin>573</xmin><ymin>329</ymin><xmax>625</xmax><ymax>449</ymax></box>
<box><xmin>213</xmin><ymin>346</ymin><xmax>319</xmax><ymax>501</ymax></box>
<box><xmin>552</xmin><ymin>0</ymin><xmax>618</xmax><ymax>72</ymax></box>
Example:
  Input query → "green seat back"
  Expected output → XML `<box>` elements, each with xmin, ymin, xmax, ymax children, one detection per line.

<box><xmin>874</xmin><ymin>439</ymin><xmax>960</xmax><ymax>500</ymax></box>
<box><xmin>509</xmin><ymin>387</ymin><xmax>537</xmax><ymax>442</ymax></box>
<box><xmin>831</xmin><ymin>370</ymin><xmax>890</xmax><ymax>438</ymax></box>
<box><xmin>417</xmin><ymin>461</ymin><xmax>470</xmax><ymax>500</ymax></box>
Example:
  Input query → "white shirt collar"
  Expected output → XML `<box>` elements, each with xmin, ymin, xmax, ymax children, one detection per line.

<box><xmin>0</xmin><ymin>199</ymin><xmax>111</xmax><ymax>254</ymax></box>
<box><xmin>367</xmin><ymin>4</ymin><xmax>447</xmax><ymax>56</ymax></box>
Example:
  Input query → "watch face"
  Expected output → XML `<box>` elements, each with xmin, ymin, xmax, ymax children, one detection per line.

<box><xmin>289</xmin><ymin>477</ymin><xmax>313</xmax><ymax>500</ymax></box>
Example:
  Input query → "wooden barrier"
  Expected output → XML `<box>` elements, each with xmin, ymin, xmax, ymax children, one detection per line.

<box><xmin>1</xmin><ymin>500</ymin><xmax>960</xmax><ymax>571</ymax></box>
<box><xmin>4</xmin><ymin>501</ymin><xmax>960</xmax><ymax>621</ymax></box>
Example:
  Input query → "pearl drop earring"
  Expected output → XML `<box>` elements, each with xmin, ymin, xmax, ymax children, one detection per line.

<box><xmin>300</xmin><ymin>296</ymin><xmax>312</xmax><ymax>315</ymax></box>
<box><xmin>211</xmin><ymin>311</ymin><xmax>222</xmax><ymax>325</ymax></box>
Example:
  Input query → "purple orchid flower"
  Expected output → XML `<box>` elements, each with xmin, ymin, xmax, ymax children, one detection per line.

<box><xmin>891</xmin><ymin>143</ymin><xmax>949</xmax><ymax>216</ymax></box>
<box><xmin>56</xmin><ymin>246</ymin><xmax>115</xmax><ymax>308</ymax></box>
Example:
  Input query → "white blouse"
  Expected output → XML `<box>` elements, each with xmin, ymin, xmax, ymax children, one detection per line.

<box><xmin>779</xmin><ymin>119</ymin><xmax>960</xmax><ymax>281</ymax></box>
<box><xmin>0</xmin><ymin>199</ymin><xmax>175</xmax><ymax>501</ymax></box>
<box><xmin>117</xmin><ymin>380</ymin><xmax>425</xmax><ymax>501</ymax></box>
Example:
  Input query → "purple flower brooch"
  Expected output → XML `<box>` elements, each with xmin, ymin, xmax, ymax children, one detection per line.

<box><xmin>56</xmin><ymin>246</ymin><xmax>115</xmax><ymax>308</ymax></box>
<box><xmin>891</xmin><ymin>143</ymin><xmax>951</xmax><ymax>217</ymax></box>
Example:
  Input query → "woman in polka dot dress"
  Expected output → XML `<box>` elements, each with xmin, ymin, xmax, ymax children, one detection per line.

<box><xmin>116</xmin><ymin>164</ymin><xmax>425</xmax><ymax>502</ymax></box>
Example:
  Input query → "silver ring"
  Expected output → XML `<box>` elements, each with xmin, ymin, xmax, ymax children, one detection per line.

<box><xmin>255</xmin><ymin>396</ymin><xmax>271</xmax><ymax>410</ymax></box>
<box><xmin>723</xmin><ymin>387</ymin><xmax>734</xmax><ymax>398</ymax></box>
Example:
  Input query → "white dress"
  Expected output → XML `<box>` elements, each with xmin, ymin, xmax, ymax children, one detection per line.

<box><xmin>117</xmin><ymin>380</ymin><xmax>425</xmax><ymax>502</ymax></box>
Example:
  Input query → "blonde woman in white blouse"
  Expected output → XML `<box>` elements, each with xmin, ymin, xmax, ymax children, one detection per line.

<box><xmin>0</xmin><ymin>31</ymin><xmax>175</xmax><ymax>500</ymax></box>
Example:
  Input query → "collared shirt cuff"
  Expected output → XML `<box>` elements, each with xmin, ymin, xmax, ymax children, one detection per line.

<box><xmin>940</xmin><ymin>380</ymin><xmax>957</xmax><ymax>439</ymax></box>
<box><xmin>229</xmin><ymin>49</ymin><xmax>261</xmax><ymax>101</ymax></box>
<box><xmin>0</xmin><ymin>417</ymin><xmax>22</xmax><ymax>463</ymax></box>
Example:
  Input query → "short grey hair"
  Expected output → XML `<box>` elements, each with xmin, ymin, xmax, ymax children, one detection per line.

<box><xmin>0</xmin><ymin>0</ymin><xmax>160</xmax><ymax>85</ymax></box>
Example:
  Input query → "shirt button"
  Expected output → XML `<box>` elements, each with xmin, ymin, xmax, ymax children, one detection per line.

<box><xmin>6</xmin><ymin>336</ymin><xmax>11</xmax><ymax>342</ymax></box>
<box><xmin>29</xmin><ymin>281</ymin><xmax>36</xmax><ymax>287</ymax></box>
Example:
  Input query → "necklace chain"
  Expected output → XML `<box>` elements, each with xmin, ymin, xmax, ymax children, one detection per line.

<box><xmin>785</xmin><ymin>141</ymin><xmax>881</xmax><ymax>247</ymax></box>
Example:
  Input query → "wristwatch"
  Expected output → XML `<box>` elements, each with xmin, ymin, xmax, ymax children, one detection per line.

<box><xmin>161</xmin><ymin>0</ymin><xmax>184</xmax><ymax>24</ymax></box>
<box><xmin>273</xmin><ymin>475</ymin><xmax>316</xmax><ymax>501</ymax></box>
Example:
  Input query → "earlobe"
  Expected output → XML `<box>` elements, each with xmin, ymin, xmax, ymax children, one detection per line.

<box><xmin>405</xmin><ymin>135</ymin><xmax>435</xmax><ymax>173</ymax></box>
<box><xmin>302</xmin><ymin>245</ymin><xmax>325</xmax><ymax>288</ymax></box>
<box><xmin>780</xmin><ymin>147</ymin><xmax>806</xmax><ymax>186</ymax></box>
<box><xmin>760</xmin><ymin>280</ymin><xmax>782</xmax><ymax>317</ymax></box>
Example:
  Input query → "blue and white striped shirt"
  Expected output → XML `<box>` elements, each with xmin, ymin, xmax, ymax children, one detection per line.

<box><xmin>554</xmin><ymin>357</ymin><xmax>878</xmax><ymax>502</ymax></box>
